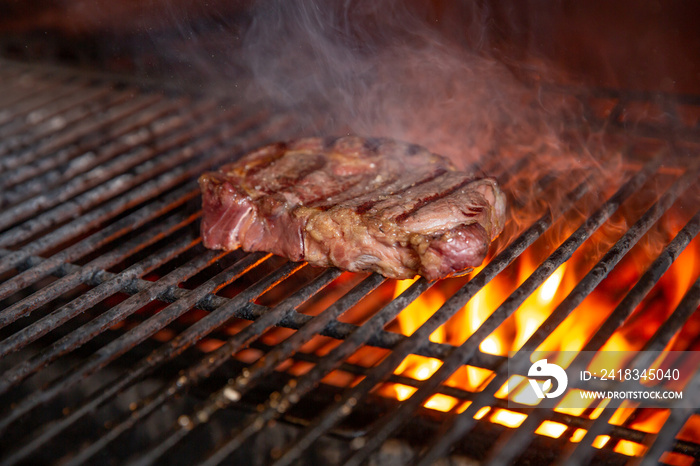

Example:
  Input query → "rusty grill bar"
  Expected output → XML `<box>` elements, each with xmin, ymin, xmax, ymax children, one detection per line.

<box><xmin>1</xmin><ymin>59</ymin><xmax>700</xmax><ymax>466</ymax></box>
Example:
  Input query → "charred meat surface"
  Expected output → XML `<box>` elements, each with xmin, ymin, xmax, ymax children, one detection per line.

<box><xmin>199</xmin><ymin>136</ymin><xmax>506</xmax><ymax>279</ymax></box>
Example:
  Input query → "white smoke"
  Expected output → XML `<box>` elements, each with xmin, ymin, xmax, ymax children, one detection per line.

<box><xmin>234</xmin><ymin>0</ymin><xmax>579</xmax><ymax>169</ymax></box>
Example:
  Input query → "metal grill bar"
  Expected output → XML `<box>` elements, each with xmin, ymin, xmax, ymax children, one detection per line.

<box><xmin>0</xmin><ymin>181</ymin><xmax>199</xmax><ymax>302</ymax></box>
<box><xmin>0</xmin><ymin>94</ymin><xmax>231</xmax><ymax>232</ymax></box>
<box><xmin>0</xmin><ymin>119</ymin><xmax>303</xmax><ymax>378</ymax></box>
<box><xmin>639</xmin><ymin>277</ymin><xmax>700</xmax><ymax>465</ymax></box>
<box><xmin>2</xmin><ymin>60</ymin><xmax>700</xmax><ymax>466</ymax></box>
<box><xmin>0</xmin><ymin>208</ymin><xmax>198</xmax><ymax>343</ymax></box>
<box><xmin>74</xmin><ymin>268</ymin><xmax>353</xmax><ymax>465</ymax></box>
<box><xmin>553</xmin><ymin>281</ymin><xmax>700</xmax><ymax>466</ymax></box>
<box><xmin>2</xmin><ymin>166</ymin><xmax>536</xmax><ymax>464</ymax></box>
<box><xmin>0</xmin><ymin>245</ymin><xmax>505</xmax><ymax>367</ymax></box>
<box><xmin>52</xmin><ymin>259</ymin><xmax>303</xmax><ymax>463</ymax></box>
<box><xmin>0</xmin><ymin>64</ymin><xmax>325</xmax><ymax>466</ymax></box>
<box><xmin>555</xmin><ymin>221</ymin><xmax>700</xmax><ymax>466</ymax></box>
<box><xmin>238</xmin><ymin>342</ymin><xmax>685</xmax><ymax>454</ymax></box>
<box><xmin>0</xmin><ymin>72</ymin><xmax>75</xmax><ymax>120</ymax></box>
<box><xmin>0</xmin><ymin>251</ymin><xmax>277</xmax><ymax>466</ymax></box>
<box><xmin>0</xmin><ymin>88</ymin><xmax>162</xmax><ymax>175</ymax></box>
<box><xmin>415</xmin><ymin>162</ymin><xmax>700</xmax><ymax>466</ymax></box>
<box><xmin>0</xmin><ymin>82</ymin><xmax>109</xmax><ymax>142</ymax></box>
<box><xmin>121</xmin><ymin>272</ymin><xmax>386</xmax><ymax>466</ymax></box>
<box><xmin>0</xmin><ymin>94</ymin><xmax>193</xmax><ymax>201</ymax></box>
<box><xmin>269</xmin><ymin>156</ymin><xmax>641</xmax><ymax>466</ymax></box>
<box><xmin>0</xmin><ymin>103</ymin><xmax>279</xmax><ymax>263</ymax></box>
<box><xmin>0</xmin><ymin>82</ymin><xmax>130</xmax><ymax>152</ymax></box>
<box><xmin>116</xmin><ymin>152</ymin><xmax>540</xmax><ymax>462</ymax></box>
<box><xmin>194</xmin><ymin>339</ymin><xmax>700</xmax><ymax>463</ymax></box>
<box><xmin>485</xmin><ymin>205</ymin><xmax>700</xmax><ymax>465</ymax></box>
<box><xmin>0</xmin><ymin>78</ymin><xmax>108</xmax><ymax>126</ymax></box>
<box><xmin>0</xmin><ymin>243</ymin><xmax>221</xmax><ymax>426</ymax></box>
<box><xmin>193</xmin><ymin>171</ymin><xmax>598</xmax><ymax>466</ymax></box>
<box><xmin>0</xmin><ymin>60</ymin><xmax>311</xmax><ymax>453</ymax></box>
<box><xmin>543</xmin><ymin>83</ymin><xmax>700</xmax><ymax>144</ymax></box>
<box><xmin>0</xmin><ymin>107</ymin><xmax>276</xmax><ymax>252</ymax></box>
<box><xmin>31</xmin><ymin>142</ymin><xmax>532</xmax><ymax>462</ymax></box>
<box><xmin>335</xmin><ymin>156</ymin><xmax>668</xmax><ymax>466</ymax></box>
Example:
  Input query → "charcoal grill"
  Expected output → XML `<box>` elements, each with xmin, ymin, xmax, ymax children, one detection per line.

<box><xmin>1</xmin><ymin>57</ymin><xmax>700</xmax><ymax>466</ymax></box>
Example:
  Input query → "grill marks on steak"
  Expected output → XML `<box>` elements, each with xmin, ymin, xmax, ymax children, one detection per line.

<box><xmin>199</xmin><ymin>136</ymin><xmax>506</xmax><ymax>280</ymax></box>
<box><xmin>394</xmin><ymin>176</ymin><xmax>475</xmax><ymax>222</ymax></box>
<box><xmin>352</xmin><ymin>167</ymin><xmax>449</xmax><ymax>214</ymax></box>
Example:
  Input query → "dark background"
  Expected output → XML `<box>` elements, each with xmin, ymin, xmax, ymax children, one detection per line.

<box><xmin>0</xmin><ymin>0</ymin><xmax>699</xmax><ymax>93</ymax></box>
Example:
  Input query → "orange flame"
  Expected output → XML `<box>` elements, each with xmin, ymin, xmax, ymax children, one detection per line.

<box><xmin>384</xmin><ymin>200</ymin><xmax>700</xmax><ymax>456</ymax></box>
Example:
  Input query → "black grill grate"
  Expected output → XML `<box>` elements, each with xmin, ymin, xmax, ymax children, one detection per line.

<box><xmin>0</xmin><ymin>59</ymin><xmax>699</xmax><ymax>466</ymax></box>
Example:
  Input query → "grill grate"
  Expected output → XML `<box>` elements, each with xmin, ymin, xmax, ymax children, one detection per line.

<box><xmin>1</xmin><ymin>59</ymin><xmax>700</xmax><ymax>466</ymax></box>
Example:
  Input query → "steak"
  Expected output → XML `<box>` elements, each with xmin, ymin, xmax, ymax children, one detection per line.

<box><xmin>199</xmin><ymin>136</ymin><xmax>506</xmax><ymax>280</ymax></box>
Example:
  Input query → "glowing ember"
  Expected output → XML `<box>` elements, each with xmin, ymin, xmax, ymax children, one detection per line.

<box><xmin>393</xmin><ymin>384</ymin><xmax>416</xmax><ymax>402</ymax></box>
<box><xmin>592</xmin><ymin>435</ymin><xmax>611</xmax><ymax>449</ymax></box>
<box><xmin>626</xmin><ymin>409</ymin><xmax>671</xmax><ymax>434</ymax></box>
<box><xmin>490</xmin><ymin>409</ymin><xmax>527</xmax><ymax>428</ymax></box>
<box><xmin>535</xmin><ymin>420</ymin><xmax>568</xmax><ymax>439</ymax></box>
<box><xmin>423</xmin><ymin>394</ymin><xmax>459</xmax><ymax>412</ymax></box>
<box><xmin>217</xmin><ymin>132</ymin><xmax>700</xmax><ymax>459</ymax></box>
<box><xmin>659</xmin><ymin>452</ymin><xmax>696</xmax><ymax>466</ymax></box>
<box><xmin>614</xmin><ymin>439</ymin><xmax>647</xmax><ymax>457</ymax></box>
<box><xmin>570</xmin><ymin>428</ymin><xmax>587</xmax><ymax>443</ymax></box>
<box><xmin>380</xmin><ymin>171</ymin><xmax>700</xmax><ymax>457</ymax></box>
<box><xmin>473</xmin><ymin>406</ymin><xmax>491</xmax><ymax>420</ymax></box>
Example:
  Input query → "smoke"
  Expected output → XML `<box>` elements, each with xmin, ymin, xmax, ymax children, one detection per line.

<box><xmin>232</xmin><ymin>0</ymin><xmax>586</xmax><ymax>170</ymax></box>
<box><xmin>147</xmin><ymin>0</ymin><xmax>628</xmax><ymax>246</ymax></box>
<box><xmin>137</xmin><ymin>0</ymin><xmax>605</xmax><ymax>178</ymax></box>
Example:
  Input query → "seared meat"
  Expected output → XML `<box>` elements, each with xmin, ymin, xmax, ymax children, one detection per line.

<box><xmin>199</xmin><ymin>136</ymin><xmax>506</xmax><ymax>280</ymax></box>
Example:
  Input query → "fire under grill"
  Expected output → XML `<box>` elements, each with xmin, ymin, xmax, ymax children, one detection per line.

<box><xmin>1</xmin><ymin>59</ymin><xmax>700</xmax><ymax>466</ymax></box>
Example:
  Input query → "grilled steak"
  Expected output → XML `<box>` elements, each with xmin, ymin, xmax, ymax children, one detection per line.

<box><xmin>199</xmin><ymin>136</ymin><xmax>506</xmax><ymax>280</ymax></box>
